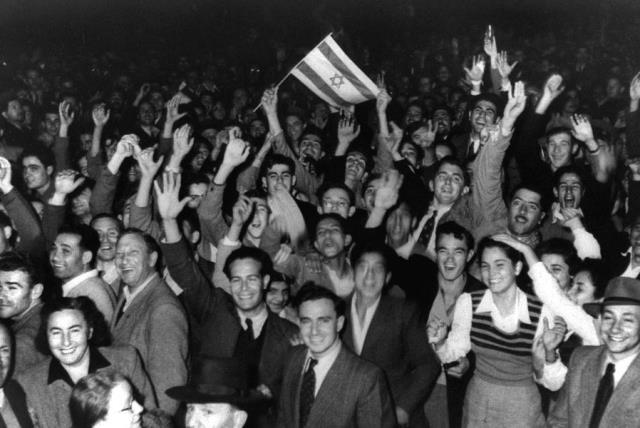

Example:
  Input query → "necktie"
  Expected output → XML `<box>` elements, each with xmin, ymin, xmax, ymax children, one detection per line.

<box><xmin>419</xmin><ymin>210</ymin><xmax>438</xmax><ymax>247</ymax></box>
<box><xmin>299</xmin><ymin>358</ymin><xmax>317</xmax><ymax>428</ymax></box>
<box><xmin>589</xmin><ymin>363</ymin><xmax>615</xmax><ymax>428</ymax></box>
<box><xmin>245</xmin><ymin>318</ymin><xmax>254</xmax><ymax>340</ymax></box>
<box><xmin>114</xmin><ymin>301</ymin><xmax>126</xmax><ymax>325</ymax></box>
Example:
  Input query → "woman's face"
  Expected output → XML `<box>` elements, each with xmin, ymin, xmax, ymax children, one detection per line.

<box><xmin>480</xmin><ymin>247</ymin><xmax>520</xmax><ymax>295</ymax></box>
<box><xmin>97</xmin><ymin>381</ymin><xmax>143</xmax><ymax>428</ymax></box>
<box><xmin>568</xmin><ymin>270</ymin><xmax>597</xmax><ymax>306</ymax></box>
<box><xmin>47</xmin><ymin>309</ymin><xmax>92</xmax><ymax>368</ymax></box>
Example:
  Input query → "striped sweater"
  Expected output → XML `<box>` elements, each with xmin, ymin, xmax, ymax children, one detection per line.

<box><xmin>469</xmin><ymin>289</ymin><xmax>542</xmax><ymax>385</ymax></box>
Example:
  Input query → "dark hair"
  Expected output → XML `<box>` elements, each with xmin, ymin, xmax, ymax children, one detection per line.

<box><xmin>349</xmin><ymin>242</ymin><xmax>395</xmax><ymax>272</ymax></box>
<box><xmin>317</xmin><ymin>182</ymin><xmax>355</xmax><ymax>207</ymax></box>
<box><xmin>553</xmin><ymin>165</ymin><xmax>586</xmax><ymax>189</ymax></box>
<box><xmin>261</xmin><ymin>154</ymin><xmax>296</xmax><ymax>177</ymax></box>
<box><xmin>57</xmin><ymin>224</ymin><xmax>100</xmax><ymax>269</ymax></box>
<box><xmin>313</xmin><ymin>213</ymin><xmax>350</xmax><ymax>238</ymax></box>
<box><xmin>434</xmin><ymin>155</ymin><xmax>470</xmax><ymax>187</ymax></box>
<box><xmin>477</xmin><ymin>237</ymin><xmax>522</xmax><ymax>266</ymax></box>
<box><xmin>435</xmin><ymin>221</ymin><xmax>475</xmax><ymax>250</ymax></box>
<box><xmin>223</xmin><ymin>246</ymin><xmax>273</xmax><ymax>278</ymax></box>
<box><xmin>432</xmin><ymin>104</ymin><xmax>454</xmax><ymax>119</ymax></box>
<box><xmin>90</xmin><ymin>214</ymin><xmax>123</xmax><ymax>232</ymax></box>
<box><xmin>293</xmin><ymin>282</ymin><xmax>346</xmax><ymax>318</ymax></box>
<box><xmin>118</xmin><ymin>228</ymin><xmax>161</xmax><ymax>260</ymax></box>
<box><xmin>20</xmin><ymin>145</ymin><xmax>56</xmax><ymax>169</ymax></box>
<box><xmin>536</xmin><ymin>238</ymin><xmax>580</xmax><ymax>274</ymax></box>
<box><xmin>399</xmin><ymin>140</ymin><xmax>425</xmax><ymax>164</ymax></box>
<box><xmin>178</xmin><ymin>207</ymin><xmax>201</xmax><ymax>235</ymax></box>
<box><xmin>40</xmin><ymin>297</ymin><xmax>111</xmax><ymax>352</ymax></box>
<box><xmin>70</xmin><ymin>368</ymin><xmax>128</xmax><ymax>428</ymax></box>
<box><xmin>470</xmin><ymin>93</ymin><xmax>504</xmax><ymax>117</ymax></box>
<box><xmin>362</xmin><ymin>173</ymin><xmax>382</xmax><ymax>197</ymax></box>
<box><xmin>575</xmin><ymin>258</ymin><xmax>607</xmax><ymax>299</ymax></box>
<box><xmin>544</xmin><ymin>126</ymin><xmax>573</xmax><ymax>143</ymax></box>
<box><xmin>0</xmin><ymin>212</ymin><xmax>16</xmax><ymax>247</ymax></box>
<box><xmin>510</xmin><ymin>182</ymin><xmax>551</xmax><ymax>213</ymax></box>
<box><xmin>0</xmin><ymin>251</ymin><xmax>41</xmax><ymax>287</ymax></box>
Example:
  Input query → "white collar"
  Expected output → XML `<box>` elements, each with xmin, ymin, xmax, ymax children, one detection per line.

<box><xmin>306</xmin><ymin>338</ymin><xmax>342</xmax><ymax>367</ymax></box>
<box><xmin>123</xmin><ymin>273</ymin><xmax>157</xmax><ymax>310</ymax></box>
<box><xmin>475</xmin><ymin>288</ymin><xmax>531</xmax><ymax>324</ymax></box>
<box><xmin>62</xmin><ymin>270</ymin><xmax>99</xmax><ymax>296</ymax></box>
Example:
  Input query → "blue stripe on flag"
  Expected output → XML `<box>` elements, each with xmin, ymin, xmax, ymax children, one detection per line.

<box><xmin>318</xmin><ymin>41</ymin><xmax>376</xmax><ymax>99</ymax></box>
<box><xmin>296</xmin><ymin>61</ymin><xmax>349</xmax><ymax>106</ymax></box>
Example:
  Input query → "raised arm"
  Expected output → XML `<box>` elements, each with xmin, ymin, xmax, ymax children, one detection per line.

<box><xmin>129</xmin><ymin>147</ymin><xmax>164</xmax><ymax>240</ymax></box>
<box><xmin>54</xmin><ymin>100</ymin><xmax>73</xmax><ymax>171</ymax></box>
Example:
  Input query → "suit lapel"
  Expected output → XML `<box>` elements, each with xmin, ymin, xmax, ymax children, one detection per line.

<box><xmin>291</xmin><ymin>350</ymin><xmax>306</xmax><ymax>428</ymax></box>
<box><xmin>604</xmin><ymin>352</ymin><xmax>640</xmax><ymax>420</ymax></box>
<box><xmin>342</xmin><ymin>296</ymin><xmax>356</xmax><ymax>351</ymax></box>
<box><xmin>360</xmin><ymin>297</ymin><xmax>389</xmax><ymax>356</ymax></box>
<box><xmin>577</xmin><ymin>348</ymin><xmax>607</xmax><ymax>427</ymax></box>
<box><xmin>3</xmin><ymin>380</ymin><xmax>32</xmax><ymax>428</ymax></box>
<box><xmin>306</xmin><ymin>346</ymin><xmax>351</xmax><ymax>426</ymax></box>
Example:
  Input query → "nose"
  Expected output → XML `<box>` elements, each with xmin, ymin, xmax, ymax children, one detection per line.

<box><xmin>518</xmin><ymin>205</ymin><xmax>528</xmax><ymax>215</ymax></box>
<box><xmin>610</xmin><ymin>318</ymin><xmax>623</xmax><ymax>334</ymax></box>
<box><xmin>310</xmin><ymin>321</ymin><xmax>319</xmax><ymax>335</ymax></box>
<box><xmin>62</xmin><ymin>331</ymin><xmax>71</xmax><ymax>347</ymax></box>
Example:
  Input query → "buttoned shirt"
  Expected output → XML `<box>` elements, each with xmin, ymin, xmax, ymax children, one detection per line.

<box><xmin>237</xmin><ymin>305</ymin><xmax>269</xmax><ymax>339</ymax></box>
<box><xmin>350</xmin><ymin>294</ymin><xmax>381</xmax><ymax>355</ymax></box>
<box><xmin>122</xmin><ymin>273</ymin><xmax>157</xmax><ymax>312</ymax></box>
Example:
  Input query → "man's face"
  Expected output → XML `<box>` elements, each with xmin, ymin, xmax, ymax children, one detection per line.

<box><xmin>400</xmin><ymin>142</ymin><xmax>419</xmax><ymax>167</ymax></box>
<box><xmin>186</xmin><ymin>403</ymin><xmax>246</xmax><ymax>428</ymax></box>
<box><xmin>320</xmin><ymin>188</ymin><xmax>352</xmax><ymax>218</ymax></box>
<box><xmin>138</xmin><ymin>102</ymin><xmax>155</xmax><ymax>126</ymax></box>
<box><xmin>600</xmin><ymin>305</ymin><xmax>640</xmax><ymax>360</ymax></box>
<box><xmin>228</xmin><ymin>258</ymin><xmax>268</xmax><ymax>314</ymax></box>
<box><xmin>50</xmin><ymin>233</ymin><xmax>88</xmax><ymax>281</ymax></box>
<box><xmin>190</xmin><ymin>145</ymin><xmax>210</xmax><ymax>172</ymax></box>
<box><xmin>432</xmin><ymin>162</ymin><xmax>467</xmax><ymax>206</ymax></box>
<box><xmin>568</xmin><ymin>271</ymin><xmax>596</xmax><ymax>306</ymax></box>
<box><xmin>311</xmin><ymin>103</ymin><xmax>329</xmax><ymax>124</ymax></box>
<box><xmin>433</xmin><ymin>109</ymin><xmax>452</xmax><ymax>135</ymax></box>
<box><xmin>4</xmin><ymin>100</ymin><xmax>24</xmax><ymax>123</ymax></box>
<box><xmin>92</xmin><ymin>217</ymin><xmax>120</xmax><ymax>262</ymax></box>
<box><xmin>411</xmin><ymin>126</ymin><xmax>434</xmax><ymax>149</ymax></box>
<box><xmin>116</xmin><ymin>233</ymin><xmax>156</xmax><ymax>288</ymax></box>
<box><xmin>0</xmin><ymin>327</ymin><xmax>10</xmax><ymax>387</ymax></box>
<box><xmin>606</xmin><ymin>77</ymin><xmax>622</xmax><ymax>99</ymax></box>
<box><xmin>150</xmin><ymin>91</ymin><xmax>164</xmax><ymax>112</ymax></box>
<box><xmin>354</xmin><ymin>252</ymin><xmax>388</xmax><ymax>300</ymax></box>
<box><xmin>285</xmin><ymin>115</ymin><xmax>304</xmax><ymax>142</ymax></box>
<box><xmin>22</xmin><ymin>156</ymin><xmax>51</xmax><ymax>191</ymax></box>
<box><xmin>546</xmin><ymin>132</ymin><xmax>573</xmax><ymax>170</ymax></box>
<box><xmin>418</xmin><ymin>77</ymin><xmax>432</xmax><ymax>95</ymax></box>
<box><xmin>436</xmin><ymin>234</ymin><xmax>471</xmax><ymax>282</ymax></box>
<box><xmin>314</xmin><ymin>218</ymin><xmax>350</xmax><ymax>259</ymax></box>
<box><xmin>187</xmin><ymin>183</ymin><xmax>208</xmax><ymax>209</ymax></box>
<box><xmin>266</xmin><ymin>280</ymin><xmax>290</xmax><ymax>314</ymax></box>
<box><xmin>404</xmin><ymin>105</ymin><xmax>423</xmax><ymax>125</ymax></box>
<box><xmin>43</xmin><ymin>113</ymin><xmax>60</xmax><ymax>137</ymax></box>
<box><xmin>385</xmin><ymin>203</ymin><xmax>414</xmax><ymax>247</ymax></box>
<box><xmin>71</xmin><ymin>188</ymin><xmax>91</xmax><ymax>217</ymax></box>
<box><xmin>247</xmin><ymin>198</ymin><xmax>269</xmax><ymax>239</ymax></box>
<box><xmin>0</xmin><ymin>270</ymin><xmax>40</xmax><ymax>319</ymax></box>
<box><xmin>249</xmin><ymin>119</ymin><xmax>266</xmax><ymax>139</ymax></box>
<box><xmin>363</xmin><ymin>178</ymin><xmax>382</xmax><ymax>212</ymax></box>
<box><xmin>344</xmin><ymin>152</ymin><xmax>367</xmax><ymax>182</ymax></box>
<box><xmin>541</xmin><ymin>254</ymin><xmax>572</xmax><ymax>290</ymax></box>
<box><xmin>508</xmin><ymin>189</ymin><xmax>544</xmax><ymax>236</ymax></box>
<box><xmin>554</xmin><ymin>172</ymin><xmax>584</xmax><ymax>209</ymax></box>
<box><xmin>263</xmin><ymin>164</ymin><xmax>294</xmax><ymax>194</ymax></box>
<box><xmin>469</xmin><ymin>100</ymin><xmax>497</xmax><ymax>134</ymax></box>
<box><xmin>47</xmin><ymin>309</ymin><xmax>91</xmax><ymax>368</ymax></box>
<box><xmin>299</xmin><ymin>298</ymin><xmax>344</xmax><ymax>359</ymax></box>
<box><xmin>299</xmin><ymin>135</ymin><xmax>323</xmax><ymax>161</ymax></box>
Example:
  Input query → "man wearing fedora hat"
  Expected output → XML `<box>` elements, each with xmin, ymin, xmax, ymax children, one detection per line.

<box><xmin>549</xmin><ymin>277</ymin><xmax>640</xmax><ymax>427</ymax></box>
<box><xmin>167</xmin><ymin>357</ymin><xmax>267</xmax><ymax>428</ymax></box>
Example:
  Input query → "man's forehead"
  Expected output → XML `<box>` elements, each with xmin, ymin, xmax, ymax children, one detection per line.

<box><xmin>323</xmin><ymin>188</ymin><xmax>349</xmax><ymax>200</ymax></box>
<box><xmin>22</xmin><ymin>156</ymin><xmax>44</xmax><ymax>167</ymax></box>
<box><xmin>436</xmin><ymin>234</ymin><xmax>468</xmax><ymax>250</ymax></box>
<box><xmin>514</xmin><ymin>189</ymin><xmax>542</xmax><ymax>204</ymax></box>
<box><xmin>267</xmin><ymin>164</ymin><xmax>291</xmax><ymax>174</ymax></box>
<box><xmin>301</xmin><ymin>134</ymin><xmax>322</xmax><ymax>144</ymax></box>
<box><xmin>473</xmin><ymin>100</ymin><xmax>497</xmax><ymax>112</ymax></box>
<box><xmin>316</xmin><ymin>218</ymin><xmax>343</xmax><ymax>231</ymax></box>
<box><xmin>559</xmin><ymin>173</ymin><xmax>583</xmax><ymax>185</ymax></box>
<box><xmin>437</xmin><ymin>162</ymin><xmax>463</xmax><ymax>176</ymax></box>
<box><xmin>56</xmin><ymin>233</ymin><xmax>81</xmax><ymax>247</ymax></box>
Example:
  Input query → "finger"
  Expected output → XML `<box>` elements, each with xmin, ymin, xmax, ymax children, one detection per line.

<box><xmin>542</xmin><ymin>317</ymin><xmax>550</xmax><ymax>332</ymax></box>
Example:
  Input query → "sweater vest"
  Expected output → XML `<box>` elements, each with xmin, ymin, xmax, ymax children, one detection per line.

<box><xmin>469</xmin><ymin>290</ymin><xmax>542</xmax><ymax>385</ymax></box>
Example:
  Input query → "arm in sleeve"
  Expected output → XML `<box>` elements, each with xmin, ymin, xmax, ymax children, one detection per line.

<box><xmin>2</xmin><ymin>189</ymin><xmax>45</xmax><ymax>257</ymax></box>
<box><xmin>52</xmin><ymin>136</ymin><xmax>71</xmax><ymax>171</ymax></box>
<box><xmin>546</xmin><ymin>353</ymin><xmax>574</xmax><ymax>428</ymax></box>
<box><xmin>356</xmin><ymin>368</ymin><xmax>396</xmax><ymax>428</ymax></box>
<box><xmin>127</xmin><ymin>347</ymin><xmax>159</xmax><ymax>410</ymax></box>
<box><xmin>147</xmin><ymin>302</ymin><xmax>188</xmax><ymax>414</ymax></box>
<box><xmin>529</xmin><ymin>262</ymin><xmax>600</xmax><ymax>345</ymax></box>
<box><xmin>435</xmin><ymin>293</ymin><xmax>473</xmax><ymax>363</ymax></box>
<box><xmin>197</xmin><ymin>182</ymin><xmax>229</xmax><ymax>252</ymax></box>
<box><xmin>211</xmin><ymin>237</ymin><xmax>241</xmax><ymax>294</ymax></box>
<box><xmin>129</xmin><ymin>202</ymin><xmax>162</xmax><ymax>242</ymax></box>
<box><xmin>235</xmin><ymin>164</ymin><xmax>260</xmax><ymax>193</ymax></box>
<box><xmin>42</xmin><ymin>203</ymin><xmax>66</xmax><ymax>246</ymax></box>
<box><xmin>533</xmin><ymin>306</ymin><xmax>568</xmax><ymax>391</ymax></box>
<box><xmin>87</xmin><ymin>153</ymin><xmax>104</xmax><ymax>181</ymax></box>
<box><xmin>90</xmin><ymin>166</ymin><xmax>119</xmax><ymax>216</ymax></box>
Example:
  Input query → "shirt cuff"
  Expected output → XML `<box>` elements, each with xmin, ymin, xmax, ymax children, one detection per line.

<box><xmin>536</xmin><ymin>359</ymin><xmax>568</xmax><ymax>392</ymax></box>
<box><xmin>222</xmin><ymin>236</ymin><xmax>241</xmax><ymax>247</ymax></box>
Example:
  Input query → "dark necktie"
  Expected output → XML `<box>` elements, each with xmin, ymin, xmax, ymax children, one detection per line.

<box><xmin>419</xmin><ymin>210</ymin><xmax>438</xmax><ymax>247</ymax></box>
<box><xmin>589</xmin><ymin>363</ymin><xmax>615</xmax><ymax>428</ymax></box>
<box><xmin>244</xmin><ymin>318</ymin><xmax>254</xmax><ymax>340</ymax></box>
<box><xmin>114</xmin><ymin>301</ymin><xmax>126</xmax><ymax>325</ymax></box>
<box><xmin>299</xmin><ymin>358</ymin><xmax>317</xmax><ymax>428</ymax></box>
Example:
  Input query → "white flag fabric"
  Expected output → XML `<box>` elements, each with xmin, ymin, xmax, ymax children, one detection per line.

<box><xmin>290</xmin><ymin>35</ymin><xmax>379</xmax><ymax>107</ymax></box>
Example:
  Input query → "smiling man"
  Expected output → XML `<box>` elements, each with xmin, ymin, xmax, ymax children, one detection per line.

<box><xmin>278</xmin><ymin>283</ymin><xmax>395</xmax><ymax>428</ymax></box>
<box><xmin>549</xmin><ymin>277</ymin><xmax>640</xmax><ymax>427</ymax></box>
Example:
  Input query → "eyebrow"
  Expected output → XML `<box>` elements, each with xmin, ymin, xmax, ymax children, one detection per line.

<box><xmin>3</xmin><ymin>281</ymin><xmax>24</xmax><ymax>288</ymax></box>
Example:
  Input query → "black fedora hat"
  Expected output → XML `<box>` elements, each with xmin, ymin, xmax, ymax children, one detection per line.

<box><xmin>166</xmin><ymin>357</ymin><xmax>268</xmax><ymax>407</ymax></box>
<box><xmin>583</xmin><ymin>277</ymin><xmax>640</xmax><ymax>317</ymax></box>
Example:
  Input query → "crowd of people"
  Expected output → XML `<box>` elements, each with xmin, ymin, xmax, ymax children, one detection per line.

<box><xmin>0</xmin><ymin>15</ymin><xmax>637</xmax><ymax>428</ymax></box>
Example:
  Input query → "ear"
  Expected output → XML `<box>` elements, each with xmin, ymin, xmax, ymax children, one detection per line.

<box><xmin>514</xmin><ymin>260</ymin><xmax>523</xmax><ymax>276</ymax></box>
<box><xmin>571</xmin><ymin>144</ymin><xmax>579</xmax><ymax>155</ymax></box>
<box><xmin>88</xmin><ymin>327</ymin><xmax>94</xmax><ymax>340</ymax></box>
<box><xmin>233</xmin><ymin>410</ymin><xmax>248</xmax><ymax>428</ymax></box>
<box><xmin>46</xmin><ymin>166</ymin><xmax>54</xmax><ymax>176</ymax></box>
<box><xmin>320</xmin><ymin>150</ymin><xmax>326</xmax><ymax>158</ymax></box>
<box><xmin>461</xmin><ymin>185</ymin><xmax>470</xmax><ymax>196</ymax></box>
<box><xmin>429</xmin><ymin>180</ymin><xmax>434</xmax><ymax>192</ymax></box>
<box><xmin>344</xmin><ymin>234</ymin><xmax>352</xmax><ymax>248</ymax></box>
<box><xmin>411</xmin><ymin>217</ymin><xmax>418</xmax><ymax>230</ymax></box>
<box><xmin>317</xmin><ymin>205</ymin><xmax>323</xmax><ymax>215</ymax></box>
<box><xmin>81</xmin><ymin>250</ymin><xmax>93</xmax><ymax>267</ymax></box>
<box><xmin>348</xmin><ymin>206</ymin><xmax>355</xmax><ymax>217</ymax></box>
<box><xmin>313</xmin><ymin>240</ymin><xmax>321</xmax><ymax>252</ymax></box>
<box><xmin>385</xmin><ymin>272</ymin><xmax>392</xmax><ymax>284</ymax></box>
<box><xmin>2</xmin><ymin>226</ymin><xmax>11</xmax><ymax>241</ymax></box>
<box><xmin>361</xmin><ymin>172</ymin><xmax>369</xmax><ymax>183</ymax></box>
<box><xmin>337</xmin><ymin>315</ymin><xmax>345</xmax><ymax>332</ymax></box>
<box><xmin>30</xmin><ymin>283</ymin><xmax>44</xmax><ymax>301</ymax></box>
<box><xmin>553</xmin><ymin>187</ymin><xmax>558</xmax><ymax>199</ymax></box>
<box><xmin>262</xmin><ymin>274</ymin><xmax>270</xmax><ymax>290</ymax></box>
<box><xmin>190</xmin><ymin>230</ymin><xmax>201</xmax><ymax>245</ymax></box>
<box><xmin>466</xmin><ymin>249</ymin><xmax>475</xmax><ymax>262</ymax></box>
<box><xmin>538</xmin><ymin>211</ymin><xmax>546</xmax><ymax>223</ymax></box>
<box><xmin>149</xmin><ymin>251</ymin><xmax>159</xmax><ymax>268</ymax></box>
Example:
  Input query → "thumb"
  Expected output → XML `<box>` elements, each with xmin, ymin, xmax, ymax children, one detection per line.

<box><xmin>178</xmin><ymin>197</ymin><xmax>191</xmax><ymax>210</ymax></box>
<box><xmin>543</xmin><ymin>317</ymin><xmax>550</xmax><ymax>332</ymax></box>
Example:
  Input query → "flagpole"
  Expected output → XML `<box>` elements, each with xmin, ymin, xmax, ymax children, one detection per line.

<box><xmin>252</xmin><ymin>33</ymin><xmax>334</xmax><ymax>112</ymax></box>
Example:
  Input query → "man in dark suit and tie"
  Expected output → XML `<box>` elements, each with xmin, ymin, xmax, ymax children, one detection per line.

<box><xmin>548</xmin><ymin>277</ymin><xmax>640</xmax><ymax>427</ymax></box>
<box><xmin>0</xmin><ymin>322</ymin><xmax>33</xmax><ymax>427</ymax></box>
<box><xmin>278</xmin><ymin>283</ymin><xmax>396</xmax><ymax>428</ymax></box>
<box><xmin>343</xmin><ymin>242</ymin><xmax>440</xmax><ymax>427</ymax></box>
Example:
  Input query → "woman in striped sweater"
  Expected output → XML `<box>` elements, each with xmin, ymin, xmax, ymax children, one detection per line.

<box><xmin>428</xmin><ymin>238</ymin><xmax>567</xmax><ymax>428</ymax></box>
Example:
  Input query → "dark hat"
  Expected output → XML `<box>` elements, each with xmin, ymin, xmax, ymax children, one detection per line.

<box><xmin>166</xmin><ymin>357</ymin><xmax>268</xmax><ymax>407</ymax></box>
<box><xmin>583</xmin><ymin>277</ymin><xmax>640</xmax><ymax>317</ymax></box>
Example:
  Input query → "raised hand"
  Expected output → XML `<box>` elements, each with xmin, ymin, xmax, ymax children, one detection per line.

<box><xmin>172</xmin><ymin>124</ymin><xmax>194</xmax><ymax>160</ymax></box>
<box><xmin>165</xmin><ymin>95</ymin><xmax>187</xmax><ymax>124</ymax></box>
<box><xmin>59</xmin><ymin>100</ymin><xmax>75</xmax><ymax>128</ymax></box>
<box><xmin>373</xmin><ymin>169</ymin><xmax>403</xmax><ymax>210</ymax></box>
<box><xmin>542</xmin><ymin>74</ymin><xmax>564</xmax><ymax>101</ymax></box>
<box><xmin>464</xmin><ymin>55</ymin><xmax>486</xmax><ymax>85</ymax></box>
<box><xmin>337</xmin><ymin>115</ymin><xmax>361</xmax><ymax>145</ymax></box>
<box><xmin>427</xmin><ymin>317</ymin><xmax>448</xmax><ymax>345</ymax></box>
<box><xmin>54</xmin><ymin>170</ymin><xmax>85</xmax><ymax>195</ymax></box>
<box><xmin>261</xmin><ymin>88</ymin><xmax>278</xmax><ymax>116</ymax></box>
<box><xmin>628</xmin><ymin>158</ymin><xmax>640</xmax><ymax>180</ymax></box>
<box><xmin>136</xmin><ymin>147</ymin><xmax>164</xmax><ymax>179</ymax></box>
<box><xmin>137</xmin><ymin>83</ymin><xmax>151</xmax><ymax>99</ymax></box>
<box><xmin>570</xmin><ymin>114</ymin><xmax>594</xmax><ymax>142</ymax></box>
<box><xmin>542</xmin><ymin>317</ymin><xmax>567</xmax><ymax>354</ymax></box>
<box><xmin>483</xmin><ymin>25</ymin><xmax>498</xmax><ymax>61</ymax></box>
<box><xmin>115</xmin><ymin>134</ymin><xmax>141</xmax><ymax>158</ymax></box>
<box><xmin>154</xmin><ymin>172</ymin><xmax>189</xmax><ymax>220</ymax></box>
<box><xmin>630</xmin><ymin>72</ymin><xmax>640</xmax><ymax>102</ymax></box>
<box><xmin>92</xmin><ymin>104</ymin><xmax>110</xmax><ymax>128</ymax></box>
<box><xmin>231</xmin><ymin>195</ymin><xmax>253</xmax><ymax>226</ymax></box>
<box><xmin>222</xmin><ymin>131</ymin><xmax>251</xmax><ymax>167</ymax></box>
<box><xmin>376</xmin><ymin>88</ymin><xmax>392</xmax><ymax>113</ymax></box>
<box><xmin>496</xmin><ymin>51</ymin><xmax>518</xmax><ymax>79</ymax></box>
<box><xmin>0</xmin><ymin>157</ymin><xmax>12</xmax><ymax>193</ymax></box>
<box><xmin>502</xmin><ymin>81</ymin><xmax>527</xmax><ymax>132</ymax></box>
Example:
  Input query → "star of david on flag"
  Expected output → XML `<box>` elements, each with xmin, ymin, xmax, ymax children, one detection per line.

<box><xmin>290</xmin><ymin>35</ymin><xmax>380</xmax><ymax>107</ymax></box>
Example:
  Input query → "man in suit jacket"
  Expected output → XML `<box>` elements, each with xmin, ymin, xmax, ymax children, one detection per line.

<box><xmin>110</xmin><ymin>228</ymin><xmax>188</xmax><ymax>415</ymax></box>
<box><xmin>548</xmin><ymin>277</ymin><xmax>640</xmax><ymax>427</ymax></box>
<box><xmin>0</xmin><ymin>322</ymin><xmax>32</xmax><ymax>428</ymax></box>
<box><xmin>343</xmin><ymin>242</ymin><xmax>440</xmax><ymax>427</ymax></box>
<box><xmin>278</xmin><ymin>283</ymin><xmax>395</xmax><ymax>428</ymax></box>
